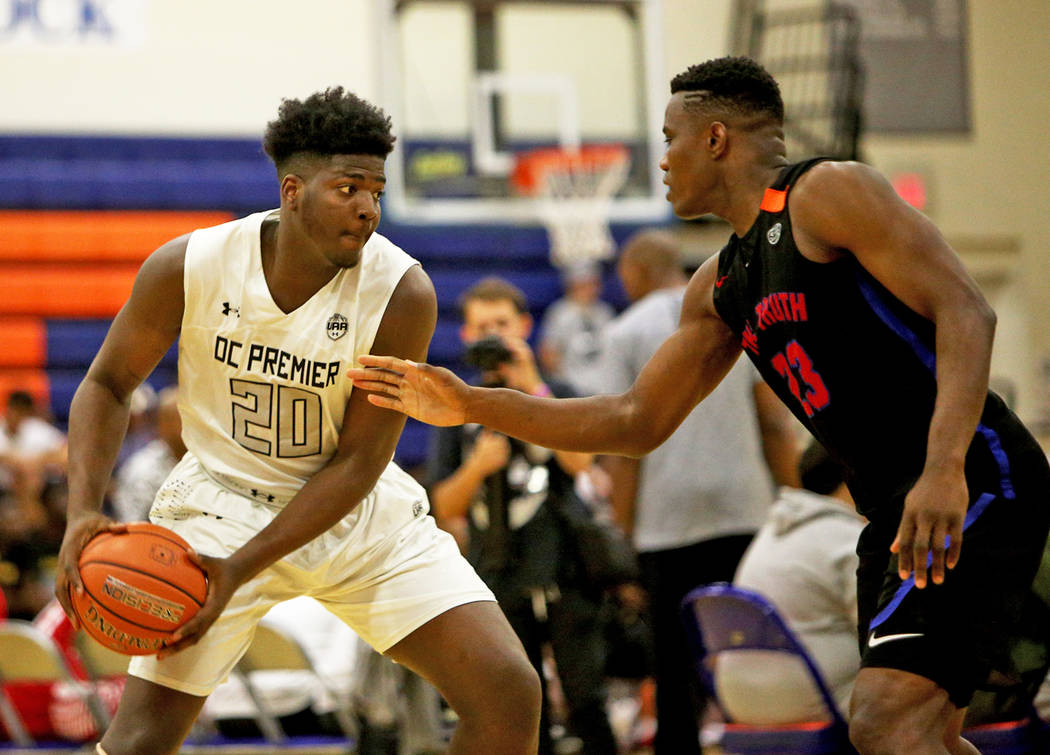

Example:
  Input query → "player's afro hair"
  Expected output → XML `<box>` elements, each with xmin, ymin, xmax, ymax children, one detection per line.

<box><xmin>670</xmin><ymin>57</ymin><xmax>783</xmax><ymax>123</ymax></box>
<box><xmin>263</xmin><ymin>86</ymin><xmax>396</xmax><ymax>170</ymax></box>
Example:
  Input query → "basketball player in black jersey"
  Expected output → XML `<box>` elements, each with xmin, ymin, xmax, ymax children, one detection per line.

<box><xmin>350</xmin><ymin>58</ymin><xmax>1050</xmax><ymax>754</ymax></box>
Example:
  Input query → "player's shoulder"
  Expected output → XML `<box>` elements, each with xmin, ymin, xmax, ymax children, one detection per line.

<box><xmin>362</xmin><ymin>230</ymin><xmax>424</xmax><ymax>278</ymax></box>
<box><xmin>189</xmin><ymin>209</ymin><xmax>270</xmax><ymax>242</ymax></box>
<box><xmin>382</xmin><ymin>262</ymin><xmax>436</xmax><ymax>321</ymax></box>
<box><xmin>182</xmin><ymin>210</ymin><xmax>270</xmax><ymax>275</ymax></box>
<box><xmin>791</xmin><ymin>160</ymin><xmax>890</xmax><ymax>207</ymax></box>
<box><xmin>140</xmin><ymin>232</ymin><xmax>190</xmax><ymax>281</ymax></box>
<box><xmin>789</xmin><ymin>161</ymin><xmax>904</xmax><ymax>247</ymax></box>
<box><xmin>364</xmin><ymin>229</ymin><xmax>411</xmax><ymax>259</ymax></box>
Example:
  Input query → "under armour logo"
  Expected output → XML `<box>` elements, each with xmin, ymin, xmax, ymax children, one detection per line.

<box><xmin>222</xmin><ymin>302</ymin><xmax>240</xmax><ymax>317</ymax></box>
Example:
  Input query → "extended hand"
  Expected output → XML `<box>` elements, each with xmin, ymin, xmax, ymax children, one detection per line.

<box><xmin>890</xmin><ymin>469</ymin><xmax>967</xmax><ymax>588</ymax></box>
<box><xmin>157</xmin><ymin>552</ymin><xmax>238</xmax><ymax>659</ymax></box>
<box><xmin>348</xmin><ymin>355</ymin><xmax>470</xmax><ymax>426</ymax></box>
<box><xmin>55</xmin><ymin>513</ymin><xmax>128</xmax><ymax>629</ymax></box>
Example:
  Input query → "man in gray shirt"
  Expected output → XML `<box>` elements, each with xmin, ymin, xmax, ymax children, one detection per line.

<box><xmin>595</xmin><ymin>229</ymin><xmax>800</xmax><ymax>754</ymax></box>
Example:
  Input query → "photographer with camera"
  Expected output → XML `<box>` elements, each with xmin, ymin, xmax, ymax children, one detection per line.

<box><xmin>427</xmin><ymin>277</ymin><xmax>618</xmax><ymax>755</ymax></box>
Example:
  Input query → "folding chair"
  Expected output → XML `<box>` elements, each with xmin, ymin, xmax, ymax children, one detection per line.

<box><xmin>963</xmin><ymin>715</ymin><xmax>1048</xmax><ymax>755</ymax></box>
<box><xmin>0</xmin><ymin>619</ymin><xmax>111</xmax><ymax>746</ymax></box>
<box><xmin>680</xmin><ymin>582</ymin><xmax>855</xmax><ymax>755</ymax></box>
<box><xmin>74</xmin><ymin>630</ymin><xmax>130</xmax><ymax>679</ymax></box>
<box><xmin>233</xmin><ymin>621</ymin><xmax>357</xmax><ymax>744</ymax></box>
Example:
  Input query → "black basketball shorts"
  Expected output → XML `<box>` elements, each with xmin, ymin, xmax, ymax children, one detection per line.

<box><xmin>856</xmin><ymin>450</ymin><xmax>1050</xmax><ymax>709</ymax></box>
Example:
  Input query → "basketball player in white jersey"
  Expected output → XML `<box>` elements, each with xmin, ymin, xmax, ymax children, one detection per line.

<box><xmin>54</xmin><ymin>87</ymin><xmax>541</xmax><ymax>755</ymax></box>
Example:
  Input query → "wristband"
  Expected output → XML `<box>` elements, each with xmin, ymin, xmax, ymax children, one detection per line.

<box><xmin>530</xmin><ymin>383</ymin><xmax>552</xmax><ymax>397</ymax></box>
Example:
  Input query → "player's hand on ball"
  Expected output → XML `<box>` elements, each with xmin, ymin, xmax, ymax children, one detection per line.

<box><xmin>55</xmin><ymin>512</ymin><xmax>127</xmax><ymax>630</ymax></box>
<box><xmin>348</xmin><ymin>356</ymin><xmax>470</xmax><ymax>427</ymax></box>
<box><xmin>157</xmin><ymin>552</ymin><xmax>237</xmax><ymax>659</ymax></box>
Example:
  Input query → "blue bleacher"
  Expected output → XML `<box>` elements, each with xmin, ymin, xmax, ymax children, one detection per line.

<box><xmin>4</xmin><ymin>134</ymin><xmax>643</xmax><ymax>466</ymax></box>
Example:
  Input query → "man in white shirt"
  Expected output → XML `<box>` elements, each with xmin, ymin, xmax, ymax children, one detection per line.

<box><xmin>0</xmin><ymin>390</ymin><xmax>66</xmax><ymax>519</ymax></box>
<box><xmin>112</xmin><ymin>387</ymin><xmax>185</xmax><ymax>523</ymax></box>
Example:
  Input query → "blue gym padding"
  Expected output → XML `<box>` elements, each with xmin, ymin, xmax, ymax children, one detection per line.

<box><xmin>2</xmin><ymin>133</ymin><xmax>652</xmax><ymax>468</ymax></box>
<box><xmin>45</xmin><ymin>319</ymin><xmax>177</xmax><ymax>370</ymax></box>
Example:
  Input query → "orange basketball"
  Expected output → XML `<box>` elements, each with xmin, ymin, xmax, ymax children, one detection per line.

<box><xmin>70</xmin><ymin>522</ymin><xmax>208</xmax><ymax>656</ymax></box>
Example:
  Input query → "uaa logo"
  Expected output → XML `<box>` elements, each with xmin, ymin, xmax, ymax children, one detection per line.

<box><xmin>326</xmin><ymin>313</ymin><xmax>348</xmax><ymax>340</ymax></box>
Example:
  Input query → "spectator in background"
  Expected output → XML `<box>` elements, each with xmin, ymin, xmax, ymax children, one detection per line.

<box><xmin>0</xmin><ymin>391</ymin><xmax>66</xmax><ymax>463</ymax></box>
<box><xmin>594</xmin><ymin>229</ymin><xmax>800</xmax><ymax>754</ymax></box>
<box><xmin>537</xmin><ymin>260</ymin><xmax>615</xmax><ymax>396</ymax></box>
<box><xmin>114</xmin><ymin>383</ymin><xmax>158</xmax><ymax>471</ymax></box>
<box><xmin>0</xmin><ymin>391</ymin><xmax>66</xmax><ymax>505</ymax></box>
<box><xmin>0</xmin><ymin>535</ymin><xmax>55</xmax><ymax>620</ymax></box>
<box><xmin>112</xmin><ymin>386</ymin><xmax>185</xmax><ymax>522</ymax></box>
<box><xmin>721</xmin><ymin>439</ymin><xmax>865</xmax><ymax>724</ymax></box>
<box><xmin>0</xmin><ymin>479</ymin><xmax>69</xmax><ymax>622</ymax></box>
<box><xmin>0</xmin><ymin>390</ymin><xmax>67</xmax><ymax>543</ymax></box>
<box><xmin>427</xmin><ymin>277</ymin><xmax>617</xmax><ymax>755</ymax></box>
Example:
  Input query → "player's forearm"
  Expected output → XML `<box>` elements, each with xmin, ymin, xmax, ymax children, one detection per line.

<box><xmin>66</xmin><ymin>377</ymin><xmax>132</xmax><ymax>518</ymax></box>
<box><xmin>225</xmin><ymin>459</ymin><xmax>377</xmax><ymax>582</ymax></box>
<box><xmin>464</xmin><ymin>387</ymin><xmax>649</xmax><ymax>456</ymax></box>
<box><xmin>924</xmin><ymin>303</ymin><xmax>996</xmax><ymax>472</ymax></box>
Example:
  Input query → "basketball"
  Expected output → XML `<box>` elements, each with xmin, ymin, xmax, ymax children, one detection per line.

<box><xmin>70</xmin><ymin>522</ymin><xmax>208</xmax><ymax>656</ymax></box>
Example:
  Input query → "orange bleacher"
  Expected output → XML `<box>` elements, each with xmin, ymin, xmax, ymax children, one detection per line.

<box><xmin>0</xmin><ymin>211</ymin><xmax>232</xmax><ymax>263</ymax></box>
<box><xmin>0</xmin><ymin>211</ymin><xmax>232</xmax><ymax>407</ymax></box>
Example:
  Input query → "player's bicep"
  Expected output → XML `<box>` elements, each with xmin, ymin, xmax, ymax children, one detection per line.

<box><xmin>86</xmin><ymin>236</ymin><xmax>187</xmax><ymax>402</ymax></box>
<box><xmin>336</xmin><ymin>266</ymin><xmax>437</xmax><ymax>465</ymax></box>
<box><xmin>625</xmin><ymin>257</ymin><xmax>742</xmax><ymax>444</ymax></box>
<box><xmin>793</xmin><ymin>163</ymin><xmax>985</xmax><ymax>321</ymax></box>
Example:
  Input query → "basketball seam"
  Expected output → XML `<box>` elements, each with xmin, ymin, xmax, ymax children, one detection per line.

<box><xmin>79</xmin><ymin>559</ymin><xmax>206</xmax><ymax>608</ymax></box>
<box><xmin>134</xmin><ymin>529</ymin><xmax>193</xmax><ymax>550</ymax></box>
<box><xmin>79</xmin><ymin>527</ymin><xmax>191</xmax><ymax>560</ymax></box>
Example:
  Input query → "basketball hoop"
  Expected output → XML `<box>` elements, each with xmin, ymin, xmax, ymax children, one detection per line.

<box><xmin>511</xmin><ymin>144</ymin><xmax>631</xmax><ymax>268</ymax></box>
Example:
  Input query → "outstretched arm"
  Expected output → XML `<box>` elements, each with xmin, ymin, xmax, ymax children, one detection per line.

<box><xmin>56</xmin><ymin>235</ymin><xmax>188</xmax><ymax>626</ymax></box>
<box><xmin>791</xmin><ymin>161</ymin><xmax>995</xmax><ymax>588</ymax></box>
<box><xmin>350</xmin><ymin>255</ymin><xmax>744</xmax><ymax>457</ymax></box>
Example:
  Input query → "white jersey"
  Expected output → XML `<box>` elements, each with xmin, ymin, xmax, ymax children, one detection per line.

<box><xmin>177</xmin><ymin>209</ymin><xmax>418</xmax><ymax>505</ymax></box>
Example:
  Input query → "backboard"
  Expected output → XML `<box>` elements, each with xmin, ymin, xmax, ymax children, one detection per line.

<box><xmin>376</xmin><ymin>0</ymin><xmax>669</xmax><ymax>225</ymax></box>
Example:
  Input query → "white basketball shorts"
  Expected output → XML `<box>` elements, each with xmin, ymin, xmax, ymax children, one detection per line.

<box><xmin>127</xmin><ymin>455</ymin><xmax>494</xmax><ymax>696</ymax></box>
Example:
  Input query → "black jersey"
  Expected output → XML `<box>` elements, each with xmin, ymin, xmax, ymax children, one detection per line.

<box><xmin>712</xmin><ymin>159</ymin><xmax>1040</xmax><ymax>521</ymax></box>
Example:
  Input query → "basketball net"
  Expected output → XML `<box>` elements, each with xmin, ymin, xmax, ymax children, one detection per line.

<box><xmin>511</xmin><ymin>144</ymin><xmax>631</xmax><ymax>269</ymax></box>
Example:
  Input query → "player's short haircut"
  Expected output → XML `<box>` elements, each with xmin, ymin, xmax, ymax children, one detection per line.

<box><xmin>263</xmin><ymin>86</ymin><xmax>396</xmax><ymax>176</ymax></box>
<box><xmin>458</xmin><ymin>277</ymin><xmax>529</xmax><ymax>318</ymax></box>
<box><xmin>798</xmin><ymin>439</ymin><xmax>845</xmax><ymax>496</ymax></box>
<box><xmin>670</xmin><ymin>56</ymin><xmax>784</xmax><ymax>125</ymax></box>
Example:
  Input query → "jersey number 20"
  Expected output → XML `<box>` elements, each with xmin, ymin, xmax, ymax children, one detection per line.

<box><xmin>230</xmin><ymin>378</ymin><xmax>323</xmax><ymax>457</ymax></box>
